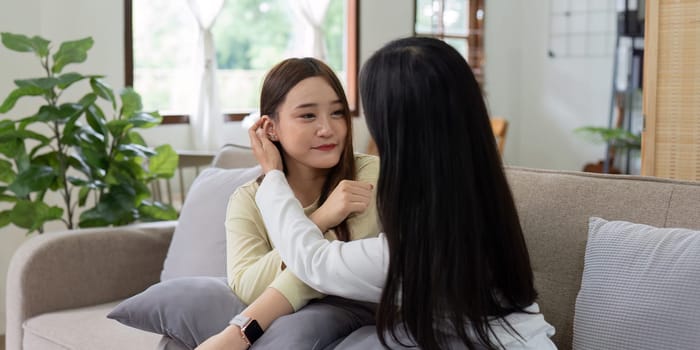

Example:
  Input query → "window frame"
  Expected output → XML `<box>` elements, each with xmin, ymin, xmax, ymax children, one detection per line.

<box><xmin>413</xmin><ymin>0</ymin><xmax>484</xmax><ymax>84</ymax></box>
<box><xmin>124</xmin><ymin>0</ymin><xmax>359</xmax><ymax>125</ymax></box>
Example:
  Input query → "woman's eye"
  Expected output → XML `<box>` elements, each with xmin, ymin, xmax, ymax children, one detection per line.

<box><xmin>331</xmin><ymin>110</ymin><xmax>345</xmax><ymax>119</ymax></box>
<box><xmin>301</xmin><ymin>114</ymin><xmax>315</xmax><ymax>120</ymax></box>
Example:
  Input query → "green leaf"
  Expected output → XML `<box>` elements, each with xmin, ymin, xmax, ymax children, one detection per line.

<box><xmin>14</xmin><ymin>146</ymin><xmax>30</xmax><ymax>173</ymax></box>
<box><xmin>85</xmin><ymin>104</ymin><xmax>109</xmax><ymax>139</ymax></box>
<box><xmin>574</xmin><ymin>126</ymin><xmax>642</xmax><ymax>150</ymax></box>
<box><xmin>78</xmin><ymin>186</ymin><xmax>91</xmax><ymax>206</ymax></box>
<box><xmin>0</xmin><ymin>210</ymin><xmax>11</xmax><ymax>228</ymax></box>
<box><xmin>0</xmin><ymin>85</ymin><xmax>46</xmax><ymax>113</ymax></box>
<box><xmin>117</xmin><ymin>144</ymin><xmax>156</xmax><ymax>158</ymax></box>
<box><xmin>1</xmin><ymin>33</ymin><xmax>50</xmax><ymax>57</ymax></box>
<box><xmin>90</xmin><ymin>78</ymin><xmax>116</xmax><ymax>109</ymax></box>
<box><xmin>106</xmin><ymin>158</ymin><xmax>145</xmax><ymax>184</ymax></box>
<box><xmin>149</xmin><ymin>144</ymin><xmax>178</xmax><ymax>178</ymax></box>
<box><xmin>78</xmin><ymin>92</ymin><xmax>97</xmax><ymax>107</ymax></box>
<box><xmin>51</xmin><ymin>37</ymin><xmax>94</xmax><ymax>74</ymax></box>
<box><xmin>4</xmin><ymin>129</ymin><xmax>50</xmax><ymax>144</ymax></box>
<box><xmin>68</xmin><ymin>153</ymin><xmax>92</xmax><ymax>177</ymax></box>
<box><xmin>66</xmin><ymin>176</ymin><xmax>88</xmax><ymax>187</ymax></box>
<box><xmin>0</xmin><ymin>188</ymin><xmax>18</xmax><ymax>202</ymax></box>
<box><xmin>0</xmin><ymin>123</ymin><xmax>22</xmax><ymax>158</ymax></box>
<box><xmin>0</xmin><ymin>119</ymin><xmax>14</xmax><ymax>131</ymax></box>
<box><xmin>33</xmin><ymin>105</ymin><xmax>62</xmax><ymax>122</ymax></box>
<box><xmin>8</xmin><ymin>165</ymin><xmax>57</xmax><ymax>197</ymax></box>
<box><xmin>10</xmin><ymin>199</ymin><xmax>63</xmax><ymax>232</ymax></box>
<box><xmin>77</xmin><ymin>146</ymin><xmax>108</xmax><ymax>175</ymax></box>
<box><xmin>15</xmin><ymin>77</ymin><xmax>58</xmax><ymax>92</ymax></box>
<box><xmin>56</xmin><ymin>72</ymin><xmax>87</xmax><ymax>89</ymax></box>
<box><xmin>138</xmin><ymin>201</ymin><xmax>178</xmax><ymax>221</ymax></box>
<box><xmin>56</xmin><ymin>103</ymin><xmax>83</xmax><ymax>120</ymax></box>
<box><xmin>32</xmin><ymin>152</ymin><xmax>62</xmax><ymax>190</ymax></box>
<box><xmin>78</xmin><ymin>124</ymin><xmax>106</xmax><ymax>146</ymax></box>
<box><xmin>107</xmin><ymin>119</ymin><xmax>132</xmax><ymax>137</ymax></box>
<box><xmin>0</xmin><ymin>159</ymin><xmax>15</xmax><ymax>184</ymax></box>
<box><xmin>129</xmin><ymin>111</ymin><xmax>162</xmax><ymax>129</ymax></box>
<box><xmin>119</xmin><ymin>88</ymin><xmax>142</xmax><ymax>118</ymax></box>
<box><xmin>79</xmin><ymin>186</ymin><xmax>136</xmax><ymax>227</ymax></box>
<box><xmin>132</xmin><ymin>180</ymin><xmax>152</xmax><ymax>204</ymax></box>
<box><xmin>126</xmin><ymin>131</ymin><xmax>147</xmax><ymax>146</ymax></box>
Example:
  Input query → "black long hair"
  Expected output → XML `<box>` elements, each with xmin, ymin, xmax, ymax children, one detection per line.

<box><xmin>260</xmin><ymin>57</ymin><xmax>355</xmax><ymax>241</ymax></box>
<box><xmin>360</xmin><ymin>37</ymin><xmax>537</xmax><ymax>349</ymax></box>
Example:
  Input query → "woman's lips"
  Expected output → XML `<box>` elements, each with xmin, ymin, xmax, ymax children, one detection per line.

<box><xmin>313</xmin><ymin>144</ymin><xmax>337</xmax><ymax>151</ymax></box>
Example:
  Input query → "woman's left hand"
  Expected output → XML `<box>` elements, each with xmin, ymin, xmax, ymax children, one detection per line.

<box><xmin>195</xmin><ymin>325</ymin><xmax>248</xmax><ymax>350</ymax></box>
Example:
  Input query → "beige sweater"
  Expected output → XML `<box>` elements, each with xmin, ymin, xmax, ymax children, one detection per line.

<box><xmin>225</xmin><ymin>154</ymin><xmax>380</xmax><ymax>311</ymax></box>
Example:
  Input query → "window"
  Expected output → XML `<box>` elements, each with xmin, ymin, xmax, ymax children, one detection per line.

<box><xmin>124</xmin><ymin>0</ymin><xmax>358</xmax><ymax>124</ymax></box>
<box><xmin>414</xmin><ymin>0</ymin><xmax>484</xmax><ymax>83</ymax></box>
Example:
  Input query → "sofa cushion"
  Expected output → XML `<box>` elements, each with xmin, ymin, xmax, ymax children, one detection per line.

<box><xmin>23</xmin><ymin>301</ymin><xmax>160</xmax><ymax>350</ymax></box>
<box><xmin>108</xmin><ymin>277</ymin><xmax>245</xmax><ymax>349</ymax></box>
<box><xmin>160</xmin><ymin>166</ymin><xmax>261</xmax><ymax>280</ymax></box>
<box><xmin>573</xmin><ymin>217</ymin><xmax>700</xmax><ymax>350</ymax></box>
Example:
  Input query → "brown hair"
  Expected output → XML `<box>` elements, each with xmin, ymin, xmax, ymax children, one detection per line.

<box><xmin>259</xmin><ymin>57</ymin><xmax>355</xmax><ymax>241</ymax></box>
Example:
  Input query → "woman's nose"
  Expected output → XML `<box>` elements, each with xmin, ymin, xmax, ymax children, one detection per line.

<box><xmin>316</xmin><ymin>116</ymin><xmax>334</xmax><ymax>137</ymax></box>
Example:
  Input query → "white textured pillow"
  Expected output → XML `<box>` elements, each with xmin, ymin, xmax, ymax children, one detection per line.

<box><xmin>160</xmin><ymin>166</ymin><xmax>261</xmax><ymax>281</ymax></box>
<box><xmin>573</xmin><ymin>217</ymin><xmax>700</xmax><ymax>350</ymax></box>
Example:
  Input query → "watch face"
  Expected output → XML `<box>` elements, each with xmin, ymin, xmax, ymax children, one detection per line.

<box><xmin>243</xmin><ymin>319</ymin><xmax>264</xmax><ymax>343</ymax></box>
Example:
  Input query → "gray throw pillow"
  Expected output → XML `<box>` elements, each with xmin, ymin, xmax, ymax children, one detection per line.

<box><xmin>160</xmin><ymin>166</ymin><xmax>260</xmax><ymax>281</ymax></box>
<box><xmin>108</xmin><ymin>277</ymin><xmax>245</xmax><ymax>350</ymax></box>
<box><xmin>108</xmin><ymin>278</ymin><xmax>377</xmax><ymax>350</ymax></box>
<box><xmin>573</xmin><ymin>217</ymin><xmax>700</xmax><ymax>350</ymax></box>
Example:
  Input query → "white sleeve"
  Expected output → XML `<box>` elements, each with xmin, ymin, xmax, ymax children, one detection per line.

<box><xmin>255</xmin><ymin>170</ymin><xmax>387</xmax><ymax>303</ymax></box>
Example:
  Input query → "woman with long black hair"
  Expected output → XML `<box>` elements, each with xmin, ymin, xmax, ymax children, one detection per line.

<box><xmin>246</xmin><ymin>37</ymin><xmax>556</xmax><ymax>349</ymax></box>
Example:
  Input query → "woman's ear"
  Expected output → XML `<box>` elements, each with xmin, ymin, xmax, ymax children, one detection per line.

<box><xmin>261</xmin><ymin>115</ymin><xmax>278</xmax><ymax>141</ymax></box>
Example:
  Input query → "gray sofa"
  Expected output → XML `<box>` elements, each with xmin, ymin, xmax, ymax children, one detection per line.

<box><xmin>6</xmin><ymin>148</ymin><xmax>700</xmax><ymax>349</ymax></box>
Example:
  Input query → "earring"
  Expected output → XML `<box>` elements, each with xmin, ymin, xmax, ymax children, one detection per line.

<box><xmin>268</xmin><ymin>133</ymin><xmax>277</xmax><ymax>141</ymax></box>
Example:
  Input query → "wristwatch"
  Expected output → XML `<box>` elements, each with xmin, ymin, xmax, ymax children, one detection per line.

<box><xmin>229</xmin><ymin>314</ymin><xmax>264</xmax><ymax>345</ymax></box>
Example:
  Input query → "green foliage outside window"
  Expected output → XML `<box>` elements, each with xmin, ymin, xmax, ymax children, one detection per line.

<box><xmin>133</xmin><ymin>0</ymin><xmax>347</xmax><ymax>113</ymax></box>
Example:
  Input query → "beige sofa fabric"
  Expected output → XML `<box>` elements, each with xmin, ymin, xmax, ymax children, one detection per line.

<box><xmin>7</xmin><ymin>154</ymin><xmax>700</xmax><ymax>350</ymax></box>
<box><xmin>508</xmin><ymin>167</ymin><xmax>700</xmax><ymax>349</ymax></box>
<box><xmin>23</xmin><ymin>302</ymin><xmax>160</xmax><ymax>350</ymax></box>
<box><xmin>6</xmin><ymin>221</ymin><xmax>176</xmax><ymax>350</ymax></box>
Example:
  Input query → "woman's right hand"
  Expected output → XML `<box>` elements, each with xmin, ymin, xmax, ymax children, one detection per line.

<box><xmin>310</xmin><ymin>180</ymin><xmax>373</xmax><ymax>233</ymax></box>
<box><xmin>248</xmin><ymin>116</ymin><xmax>283</xmax><ymax>174</ymax></box>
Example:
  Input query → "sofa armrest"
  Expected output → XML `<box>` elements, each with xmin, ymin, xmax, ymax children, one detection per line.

<box><xmin>6</xmin><ymin>220</ymin><xmax>176</xmax><ymax>350</ymax></box>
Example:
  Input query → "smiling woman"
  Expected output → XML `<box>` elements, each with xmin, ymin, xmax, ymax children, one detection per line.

<box><xmin>123</xmin><ymin>0</ymin><xmax>358</xmax><ymax>124</ymax></box>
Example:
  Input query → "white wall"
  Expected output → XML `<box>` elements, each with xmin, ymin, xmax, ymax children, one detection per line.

<box><xmin>485</xmin><ymin>0</ymin><xmax>614</xmax><ymax>170</ymax></box>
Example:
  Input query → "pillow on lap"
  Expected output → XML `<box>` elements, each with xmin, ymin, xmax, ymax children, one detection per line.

<box><xmin>573</xmin><ymin>217</ymin><xmax>700</xmax><ymax>350</ymax></box>
<box><xmin>108</xmin><ymin>277</ymin><xmax>245</xmax><ymax>350</ymax></box>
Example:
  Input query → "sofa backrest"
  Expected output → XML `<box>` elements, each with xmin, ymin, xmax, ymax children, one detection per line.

<box><xmin>506</xmin><ymin>167</ymin><xmax>700</xmax><ymax>349</ymax></box>
<box><xmin>213</xmin><ymin>144</ymin><xmax>258</xmax><ymax>169</ymax></box>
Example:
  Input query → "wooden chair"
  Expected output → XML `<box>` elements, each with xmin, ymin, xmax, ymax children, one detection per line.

<box><xmin>365</xmin><ymin>117</ymin><xmax>509</xmax><ymax>157</ymax></box>
<box><xmin>490</xmin><ymin>117</ymin><xmax>508</xmax><ymax>156</ymax></box>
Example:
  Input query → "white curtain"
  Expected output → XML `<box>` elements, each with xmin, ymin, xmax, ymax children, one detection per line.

<box><xmin>287</xmin><ymin>0</ymin><xmax>332</xmax><ymax>59</ymax></box>
<box><xmin>187</xmin><ymin>0</ymin><xmax>225</xmax><ymax>151</ymax></box>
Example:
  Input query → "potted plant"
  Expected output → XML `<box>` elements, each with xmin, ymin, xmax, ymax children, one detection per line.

<box><xmin>575</xmin><ymin>126</ymin><xmax>641</xmax><ymax>174</ymax></box>
<box><xmin>0</xmin><ymin>32</ymin><xmax>178</xmax><ymax>234</ymax></box>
